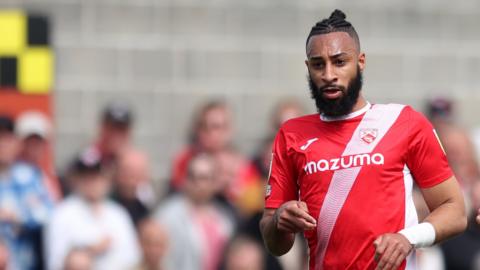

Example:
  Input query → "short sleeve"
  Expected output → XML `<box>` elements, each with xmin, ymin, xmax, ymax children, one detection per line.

<box><xmin>265</xmin><ymin>128</ymin><xmax>298</xmax><ymax>209</ymax></box>
<box><xmin>406</xmin><ymin>109</ymin><xmax>453</xmax><ymax>188</ymax></box>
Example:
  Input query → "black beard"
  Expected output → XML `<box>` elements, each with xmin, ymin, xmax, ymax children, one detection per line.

<box><xmin>308</xmin><ymin>66</ymin><xmax>363</xmax><ymax>117</ymax></box>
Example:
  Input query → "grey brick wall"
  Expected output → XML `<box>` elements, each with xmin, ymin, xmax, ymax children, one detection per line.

<box><xmin>2</xmin><ymin>0</ymin><xmax>480</xmax><ymax>189</ymax></box>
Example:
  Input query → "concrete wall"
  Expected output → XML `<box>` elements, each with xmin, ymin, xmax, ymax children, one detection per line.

<box><xmin>2</xmin><ymin>0</ymin><xmax>480</xmax><ymax>187</ymax></box>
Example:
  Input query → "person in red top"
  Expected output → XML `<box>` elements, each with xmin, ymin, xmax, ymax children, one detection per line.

<box><xmin>260</xmin><ymin>9</ymin><xmax>467</xmax><ymax>270</ymax></box>
<box><xmin>171</xmin><ymin>101</ymin><xmax>260</xmax><ymax>214</ymax></box>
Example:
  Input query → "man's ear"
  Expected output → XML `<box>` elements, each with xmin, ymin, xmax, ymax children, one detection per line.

<box><xmin>358</xmin><ymin>52</ymin><xmax>366</xmax><ymax>72</ymax></box>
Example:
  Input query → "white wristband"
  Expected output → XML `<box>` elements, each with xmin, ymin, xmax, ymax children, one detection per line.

<box><xmin>398</xmin><ymin>222</ymin><xmax>436</xmax><ymax>248</ymax></box>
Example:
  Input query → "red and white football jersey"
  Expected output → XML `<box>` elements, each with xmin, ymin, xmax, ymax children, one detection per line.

<box><xmin>265</xmin><ymin>103</ymin><xmax>453</xmax><ymax>270</ymax></box>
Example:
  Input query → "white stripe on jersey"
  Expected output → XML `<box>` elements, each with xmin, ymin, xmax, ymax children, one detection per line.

<box><xmin>315</xmin><ymin>104</ymin><xmax>406</xmax><ymax>270</ymax></box>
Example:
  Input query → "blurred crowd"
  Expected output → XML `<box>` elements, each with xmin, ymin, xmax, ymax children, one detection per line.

<box><xmin>0</xmin><ymin>99</ymin><xmax>307</xmax><ymax>270</ymax></box>
<box><xmin>0</xmin><ymin>97</ymin><xmax>480</xmax><ymax>270</ymax></box>
<box><xmin>417</xmin><ymin>97</ymin><xmax>480</xmax><ymax>270</ymax></box>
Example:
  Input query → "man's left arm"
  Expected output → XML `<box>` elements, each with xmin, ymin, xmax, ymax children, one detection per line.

<box><xmin>374</xmin><ymin>176</ymin><xmax>466</xmax><ymax>270</ymax></box>
<box><xmin>420</xmin><ymin>176</ymin><xmax>467</xmax><ymax>243</ymax></box>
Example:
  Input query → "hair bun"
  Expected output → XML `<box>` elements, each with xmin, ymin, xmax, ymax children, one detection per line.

<box><xmin>330</xmin><ymin>9</ymin><xmax>346</xmax><ymax>20</ymax></box>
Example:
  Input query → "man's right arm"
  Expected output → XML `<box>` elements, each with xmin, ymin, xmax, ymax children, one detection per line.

<box><xmin>260</xmin><ymin>208</ymin><xmax>295</xmax><ymax>256</ymax></box>
<box><xmin>260</xmin><ymin>201</ymin><xmax>316</xmax><ymax>256</ymax></box>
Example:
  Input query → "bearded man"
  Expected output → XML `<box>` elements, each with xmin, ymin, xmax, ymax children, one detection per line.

<box><xmin>260</xmin><ymin>9</ymin><xmax>466</xmax><ymax>270</ymax></box>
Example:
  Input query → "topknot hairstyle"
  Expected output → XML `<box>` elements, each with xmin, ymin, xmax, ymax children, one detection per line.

<box><xmin>306</xmin><ymin>9</ymin><xmax>360</xmax><ymax>51</ymax></box>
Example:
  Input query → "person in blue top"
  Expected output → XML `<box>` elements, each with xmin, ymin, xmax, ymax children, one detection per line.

<box><xmin>0</xmin><ymin>115</ymin><xmax>53</xmax><ymax>270</ymax></box>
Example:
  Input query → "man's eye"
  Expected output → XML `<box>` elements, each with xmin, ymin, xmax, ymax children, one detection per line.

<box><xmin>312</xmin><ymin>62</ymin><xmax>324</xmax><ymax>69</ymax></box>
<box><xmin>335</xmin><ymin>59</ymin><xmax>346</xmax><ymax>66</ymax></box>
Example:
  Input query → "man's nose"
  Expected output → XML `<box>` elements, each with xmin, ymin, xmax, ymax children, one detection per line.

<box><xmin>322</xmin><ymin>63</ymin><xmax>338</xmax><ymax>84</ymax></box>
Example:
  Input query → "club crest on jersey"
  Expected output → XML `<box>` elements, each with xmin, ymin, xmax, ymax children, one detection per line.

<box><xmin>360</xmin><ymin>128</ymin><xmax>378</xmax><ymax>144</ymax></box>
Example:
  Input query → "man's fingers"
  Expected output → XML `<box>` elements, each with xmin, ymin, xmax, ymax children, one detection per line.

<box><xmin>297</xmin><ymin>201</ymin><xmax>309</xmax><ymax>212</ymax></box>
<box><xmin>288</xmin><ymin>211</ymin><xmax>316</xmax><ymax>230</ymax></box>
<box><xmin>277</xmin><ymin>220</ymin><xmax>297</xmax><ymax>233</ymax></box>
<box><xmin>373</xmin><ymin>236</ymin><xmax>385</xmax><ymax>262</ymax></box>
<box><xmin>374</xmin><ymin>234</ymin><xmax>412</xmax><ymax>270</ymax></box>
<box><xmin>296</xmin><ymin>201</ymin><xmax>317</xmax><ymax>225</ymax></box>
<box><xmin>393</xmin><ymin>249</ymin><xmax>407</xmax><ymax>269</ymax></box>
<box><xmin>375</xmin><ymin>244</ymin><xmax>397</xmax><ymax>270</ymax></box>
<box><xmin>298</xmin><ymin>217</ymin><xmax>316</xmax><ymax>230</ymax></box>
<box><xmin>373</xmin><ymin>236</ymin><xmax>385</xmax><ymax>251</ymax></box>
<box><xmin>291</xmin><ymin>205</ymin><xmax>317</xmax><ymax>225</ymax></box>
<box><xmin>278</xmin><ymin>217</ymin><xmax>313</xmax><ymax>233</ymax></box>
<box><xmin>276</xmin><ymin>211</ymin><xmax>313</xmax><ymax>232</ymax></box>
<box><xmin>274</xmin><ymin>200</ymin><xmax>317</xmax><ymax>233</ymax></box>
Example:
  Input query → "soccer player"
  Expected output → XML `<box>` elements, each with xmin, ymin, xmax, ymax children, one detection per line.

<box><xmin>260</xmin><ymin>9</ymin><xmax>467</xmax><ymax>270</ymax></box>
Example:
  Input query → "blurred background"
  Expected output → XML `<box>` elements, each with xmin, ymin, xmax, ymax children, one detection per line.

<box><xmin>0</xmin><ymin>0</ymin><xmax>480</xmax><ymax>269</ymax></box>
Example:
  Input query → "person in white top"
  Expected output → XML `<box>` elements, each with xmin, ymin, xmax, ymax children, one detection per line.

<box><xmin>155</xmin><ymin>153</ymin><xmax>234</xmax><ymax>270</ymax></box>
<box><xmin>45</xmin><ymin>148</ymin><xmax>140</xmax><ymax>270</ymax></box>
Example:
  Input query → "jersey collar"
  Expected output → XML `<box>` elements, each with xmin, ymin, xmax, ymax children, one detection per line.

<box><xmin>320</xmin><ymin>102</ymin><xmax>372</xmax><ymax>122</ymax></box>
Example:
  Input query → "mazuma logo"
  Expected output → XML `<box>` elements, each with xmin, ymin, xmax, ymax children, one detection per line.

<box><xmin>304</xmin><ymin>153</ymin><xmax>384</xmax><ymax>175</ymax></box>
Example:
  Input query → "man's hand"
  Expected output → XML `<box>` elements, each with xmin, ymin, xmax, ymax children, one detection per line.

<box><xmin>274</xmin><ymin>201</ymin><xmax>316</xmax><ymax>233</ymax></box>
<box><xmin>89</xmin><ymin>236</ymin><xmax>112</xmax><ymax>256</ymax></box>
<box><xmin>373</xmin><ymin>233</ymin><xmax>413</xmax><ymax>270</ymax></box>
<box><xmin>260</xmin><ymin>201</ymin><xmax>316</xmax><ymax>256</ymax></box>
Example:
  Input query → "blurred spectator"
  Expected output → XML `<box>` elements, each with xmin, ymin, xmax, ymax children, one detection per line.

<box><xmin>89</xmin><ymin>102</ymin><xmax>135</xmax><ymax>172</ymax></box>
<box><xmin>170</xmin><ymin>100</ymin><xmax>259</xmax><ymax>216</ymax></box>
<box><xmin>222</xmin><ymin>235</ymin><xmax>264</xmax><ymax>270</ymax></box>
<box><xmin>426</xmin><ymin>97</ymin><xmax>480</xmax><ymax>190</ymax></box>
<box><xmin>270</xmin><ymin>98</ymin><xmax>304</xmax><ymax>132</ymax></box>
<box><xmin>426</xmin><ymin>97</ymin><xmax>480</xmax><ymax>269</ymax></box>
<box><xmin>171</xmin><ymin>100</ymin><xmax>234</xmax><ymax>190</ymax></box>
<box><xmin>15</xmin><ymin>111</ymin><xmax>61</xmax><ymax>201</ymax></box>
<box><xmin>236</xmin><ymin>99</ymin><xmax>307</xmax><ymax>270</ymax></box>
<box><xmin>243</xmin><ymin>99</ymin><xmax>304</xmax><ymax>217</ymax></box>
<box><xmin>63</xmin><ymin>248</ymin><xmax>93</xmax><ymax>270</ymax></box>
<box><xmin>133</xmin><ymin>218</ymin><xmax>168</xmax><ymax>270</ymax></box>
<box><xmin>251</xmin><ymin>136</ymin><xmax>274</xmax><ymax>183</ymax></box>
<box><xmin>245</xmin><ymin>99</ymin><xmax>304</xmax><ymax>215</ymax></box>
<box><xmin>215</xmin><ymin>150</ymin><xmax>260</xmax><ymax>217</ymax></box>
<box><xmin>0</xmin><ymin>115</ymin><xmax>53</xmax><ymax>270</ymax></box>
<box><xmin>111</xmin><ymin>148</ymin><xmax>154</xmax><ymax>226</ymax></box>
<box><xmin>440</xmin><ymin>180</ymin><xmax>480</xmax><ymax>269</ymax></box>
<box><xmin>155</xmin><ymin>153</ymin><xmax>234</xmax><ymax>270</ymax></box>
<box><xmin>0</xmin><ymin>239</ymin><xmax>9</xmax><ymax>270</ymax></box>
<box><xmin>45</xmin><ymin>148</ymin><xmax>140</xmax><ymax>270</ymax></box>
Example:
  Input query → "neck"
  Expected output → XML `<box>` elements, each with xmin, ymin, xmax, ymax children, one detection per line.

<box><xmin>117</xmin><ymin>187</ymin><xmax>136</xmax><ymax>200</ymax></box>
<box><xmin>187</xmin><ymin>196</ymin><xmax>209</xmax><ymax>209</ymax></box>
<box><xmin>320</xmin><ymin>95</ymin><xmax>370</xmax><ymax>122</ymax></box>
<box><xmin>145</xmin><ymin>261</ymin><xmax>162</xmax><ymax>270</ymax></box>
<box><xmin>81</xmin><ymin>195</ymin><xmax>104</xmax><ymax>209</ymax></box>
<box><xmin>351</xmin><ymin>94</ymin><xmax>367</xmax><ymax>113</ymax></box>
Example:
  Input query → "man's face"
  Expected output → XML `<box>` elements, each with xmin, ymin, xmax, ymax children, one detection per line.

<box><xmin>139</xmin><ymin>221</ymin><xmax>168</xmax><ymax>267</ymax></box>
<box><xmin>74</xmin><ymin>173</ymin><xmax>111</xmax><ymax>202</ymax></box>
<box><xmin>21</xmin><ymin>135</ymin><xmax>47</xmax><ymax>165</ymax></box>
<box><xmin>99</xmin><ymin>122</ymin><xmax>130</xmax><ymax>155</ymax></box>
<box><xmin>115</xmin><ymin>154</ymin><xmax>149</xmax><ymax>198</ymax></box>
<box><xmin>305</xmin><ymin>32</ymin><xmax>365</xmax><ymax>116</ymax></box>
<box><xmin>197</xmin><ymin>107</ymin><xmax>232</xmax><ymax>152</ymax></box>
<box><xmin>185</xmin><ymin>157</ymin><xmax>216</xmax><ymax>204</ymax></box>
<box><xmin>0</xmin><ymin>132</ymin><xmax>19</xmax><ymax>167</ymax></box>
